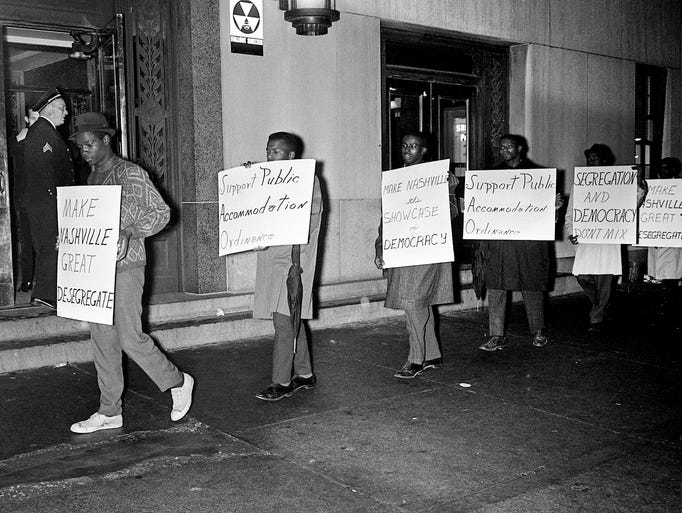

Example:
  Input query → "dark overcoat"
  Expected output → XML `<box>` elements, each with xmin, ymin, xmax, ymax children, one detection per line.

<box><xmin>23</xmin><ymin>117</ymin><xmax>74</xmax><ymax>202</ymax></box>
<box><xmin>482</xmin><ymin>158</ymin><xmax>550</xmax><ymax>291</ymax></box>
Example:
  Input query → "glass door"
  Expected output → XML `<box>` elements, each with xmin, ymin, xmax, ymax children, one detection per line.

<box><xmin>386</xmin><ymin>78</ymin><xmax>474</xmax><ymax>263</ymax></box>
<box><xmin>1</xmin><ymin>22</ymin><xmax>126</xmax><ymax>308</ymax></box>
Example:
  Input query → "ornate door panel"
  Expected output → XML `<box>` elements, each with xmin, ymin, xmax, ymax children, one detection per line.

<box><xmin>121</xmin><ymin>0</ymin><xmax>180</xmax><ymax>294</ymax></box>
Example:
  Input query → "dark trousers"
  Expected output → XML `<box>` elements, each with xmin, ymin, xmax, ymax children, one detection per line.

<box><xmin>488</xmin><ymin>288</ymin><xmax>545</xmax><ymax>336</ymax></box>
<box><xmin>26</xmin><ymin>201</ymin><xmax>58</xmax><ymax>302</ymax></box>
<box><xmin>272</xmin><ymin>312</ymin><xmax>312</xmax><ymax>385</ymax></box>
<box><xmin>17</xmin><ymin>206</ymin><xmax>34</xmax><ymax>284</ymax></box>
<box><xmin>576</xmin><ymin>274</ymin><xmax>613</xmax><ymax>324</ymax></box>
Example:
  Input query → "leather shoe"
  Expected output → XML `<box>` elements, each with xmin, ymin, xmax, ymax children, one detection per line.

<box><xmin>18</xmin><ymin>281</ymin><xmax>33</xmax><ymax>292</ymax></box>
<box><xmin>423</xmin><ymin>357</ymin><xmax>443</xmax><ymax>370</ymax></box>
<box><xmin>393</xmin><ymin>362</ymin><xmax>423</xmax><ymax>379</ymax></box>
<box><xmin>256</xmin><ymin>383</ymin><xmax>295</xmax><ymax>401</ymax></box>
<box><xmin>532</xmin><ymin>330</ymin><xmax>548</xmax><ymax>347</ymax></box>
<box><xmin>291</xmin><ymin>374</ymin><xmax>317</xmax><ymax>392</ymax></box>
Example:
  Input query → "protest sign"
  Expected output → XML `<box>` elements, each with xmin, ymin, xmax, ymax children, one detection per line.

<box><xmin>637</xmin><ymin>178</ymin><xmax>682</xmax><ymax>248</ymax></box>
<box><xmin>57</xmin><ymin>186</ymin><xmax>121</xmax><ymax>325</ymax></box>
<box><xmin>381</xmin><ymin>159</ymin><xmax>454</xmax><ymax>268</ymax></box>
<box><xmin>462</xmin><ymin>168</ymin><xmax>557</xmax><ymax>240</ymax></box>
<box><xmin>218</xmin><ymin>159</ymin><xmax>315</xmax><ymax>255</ymax></box>
<box><xmin>572</xmin><ymin>166</ymin><xmax>638</xmax><ymax>244</ymax></box>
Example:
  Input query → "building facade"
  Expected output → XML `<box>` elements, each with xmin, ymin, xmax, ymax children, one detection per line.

<box><xmin>1</xmin><ymin>0</ymin><xmax>680</xmax><ymax>313</ymax></box>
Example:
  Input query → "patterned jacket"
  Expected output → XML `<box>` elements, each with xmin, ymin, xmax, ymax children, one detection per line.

<box><xmin>87</xmin><ymin>155</ymin><xmax>170</xmax><ymax>271</ymax></box>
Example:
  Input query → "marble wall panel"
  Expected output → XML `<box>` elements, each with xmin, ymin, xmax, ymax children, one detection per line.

<box><xmin>317</xmin><ymin>198</ymin><xmax>341</xmax><ymax>285</ymax></box>
<box><xmin>338</xmin><ymin>199</ymin><xmax>383</xmax><ymax>282</ymax></box>
<box><xmin>510</xmin><ymin>45</ymin><xmax>589</xmax><ymax>258</ymax></box>
<box><xmin>549</xmin><ymin>0</ymin><xmax>622</xmax><ymax>57</ymax></box>
<box><xmin>334</xmin><ymin>14</ymin><xmax>382</xmax><ymax>201</ymax></box>
<box><xmin>341</xmin><ymin>0</ymin><xmax>551</xmax><ymax>45</ymax></box>
<box><xmin>586</xmin><ymin>55</ymin><xmax>636</xmax><ymax>167</ymax></box>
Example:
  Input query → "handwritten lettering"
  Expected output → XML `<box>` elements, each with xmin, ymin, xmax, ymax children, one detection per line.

<box><xmin>57</xmin><ymin>286</ymin><xmax>115</xmax><ymax>309</ymax></box>
<box><xmin>62</xmin><ymin>197</ymin><xmax>99</xmax><ymax>217</ymax></box>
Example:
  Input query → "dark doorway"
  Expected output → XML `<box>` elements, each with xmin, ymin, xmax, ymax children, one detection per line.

<box><xmin>382</xmin><ymin>26</ymin><xmax>509</xmax><ymax>265</ymax></box>
<box><xmin>1</xmin><ymin>24</ymin><xmax>125</xmax><ymax>308</ymax></box>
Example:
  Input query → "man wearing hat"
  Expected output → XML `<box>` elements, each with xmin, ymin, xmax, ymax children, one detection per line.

<box><xmin>566</xmin><ymin>143</ymin><xmax>646</xmax><ymax>332</ymax></box>
<box><xmin>68</xmin><ymin>112</ymin><xmax>194</xmax><ymax>433</ymax></box>
<box><xmin>22</xmin><ymin>88</ymin><xmax>75</xmax><ymax>308</ymax></box>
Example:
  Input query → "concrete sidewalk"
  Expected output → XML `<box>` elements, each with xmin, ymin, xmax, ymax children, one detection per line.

<box><xmin>0</xmin><ymin>287</ymin><xmax>680</xmax><ymax>512</ymax></box>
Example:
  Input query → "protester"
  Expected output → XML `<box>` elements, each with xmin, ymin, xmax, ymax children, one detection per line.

<box><xmin>647</xmin><ymin>157</ymin><xmax>682</xmax><ymax>325</ymax></box>
<box><xmin>69</xmin><ymin>112</ymin><xmax>194</xmax><ymax>433</ymax></box>
<box><xmin>252</xmin><ymin>132</ymin><xmax>323</xmax><ymax>401</ymax></box>
<box><xmin>478</xmin><ymin>134</ymin><xmax>563</xmax><ymax>351</ymax></box>
<box><xmin>566</xmin><ymin>144</ymin><xmax>621</xmax><ymax>332</ymax></box>
<box><xmin>22</xmin><ymin>88</ymin><xmax>75</xmax><ymax>309</ymax></box>
<box><xmin>375</xmin><ymin>132</ymin><xmax>455</xmax><ymax>378</ymax></box>
<box><xmin>9</xmin><ymin>107</ymin><xmax>39</xmax><ymax>293</ymax></box>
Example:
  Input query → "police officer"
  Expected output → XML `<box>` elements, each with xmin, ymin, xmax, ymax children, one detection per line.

<box><xmin>23</xmin><ymin>88</ymin><xmax>75</xmax><ymax>308</ymax></box>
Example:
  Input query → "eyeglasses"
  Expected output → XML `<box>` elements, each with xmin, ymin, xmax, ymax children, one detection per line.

<box><xmin>401</xmin><ymin>143</ymin><xmax>422</xmax><ymax>150</ymax></box>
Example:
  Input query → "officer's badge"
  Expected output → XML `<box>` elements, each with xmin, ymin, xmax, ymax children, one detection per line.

<box><xmin>43</xmin><ymin>142</ymin><xmax>53</xmax><ymax>153</ymax></box>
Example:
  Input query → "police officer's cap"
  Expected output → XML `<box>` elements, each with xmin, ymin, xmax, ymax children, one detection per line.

<box><xmin>32</xmin><ymin>88</ymin><xmax>63</xmax><ymax>113</ymax></box>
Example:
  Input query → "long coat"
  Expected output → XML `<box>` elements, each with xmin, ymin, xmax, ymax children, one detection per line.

<box><xmin>253</xmin><ymin>176</ymin><xmax>323</xmax><ymax>320</ymax></box>
<box><xmin>483</xmin><ymin>158</ymin><xmax>550</xmax><ymax>291</ymax></box>
<box><xmin>23</xmin><ymin>117</ymin><xmax>74</xmax><ymax>203</ymax></box>
<box><xmin>375</xmin><ymin>228</ymin><xmax>454</xmax><ymax>310</ymax></box>
<box><xmin>648</xmin><ymin>247</ymin><xmax>682</xmax><ymax>280</ymax></box>
<box><xmin>565</xmin><ymin>193</ymin><xmax>622</xmax><ymax>275</ymax></box>
<box><xmin>21</xmin><ymin>117</ymin><xmax>74</xmax><ymax>302</ymax></box>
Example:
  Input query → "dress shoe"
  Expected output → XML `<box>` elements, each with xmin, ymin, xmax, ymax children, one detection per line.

<box><xmin>532</xmin><ymin>329</ymin><xmax>548</xmax><ymax>347</ymax></box>
<box><xmin>423</xmin><ymin>357</ymin><xmax>443</xmax><ymax>370</ymax></box>
<box><xmin>18</xmin><ymin>281</ymin><xmax>33</xmax><ymax>292</ymax></box>
<box><xmin>479</xmin><ymin>336</ymin><xmax>507</xmax><ymax>351</ymax></box>
<box><xmin>256</xmin><ymin>383</ymin><xmax>295</xmax><ymax>401</ymax></box>
<box><xmin>393</xmin><ymin>362</ymin><xmax>424</xmax><ymax>379</ymax></box>
<box><xmin>291</xmin><ymin>374</ymin><xmax>317</xmax><ymax>392</ymax></box>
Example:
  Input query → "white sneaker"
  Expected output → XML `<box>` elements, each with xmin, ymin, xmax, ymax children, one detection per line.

<box><xmin>70</xmin><ymin>412</ymin><xmax>123</xmax><ymax>434</ymax></box>
<box><xmin>170</xmin><ymin>372</ymin><xmax>194</xmax><ymax>421</ymax></box>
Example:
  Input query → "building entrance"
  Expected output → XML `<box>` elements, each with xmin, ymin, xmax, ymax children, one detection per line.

<box><xmin>382</xmin><ymin>27</ymin><xmax>509</xmax><ymax>265</ymax></box>
<box><xmin>0</xmin><ymin>22</ymin><xmax>126</xmax><ymax>307</ymax></box>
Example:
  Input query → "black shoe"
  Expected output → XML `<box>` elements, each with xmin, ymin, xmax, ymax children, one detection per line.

<box><xmin>479</xmin><ymin>336</ymin><xmax>507</xmax><ymax>351</ymax></box>
<box><xmin>255</xmin><ymin>383</ymin><xmax>295</xmax><ymax>401</ymax></box>
<box><xmin>393</xmin><ymin>362</ymin><xmax>423</xmax><ymax>379</ymax></box>
<box><xmin>588</xmin><ymin>322</ymin><xmax>603</xmax><ymax>333</ymax></box>
<box><xmin>532</xmin><ymin>329</ymin><xmax>548</xmax><ymax>347</ymax></box>
<box><xmin>31</xmin><ymin>297</ymin><xmax>56</xmax><ymax>309</ymax></box>
<box><xmin>291</xmin><ymin>374</ymin><xmax>317</xmax><ymax>392</ymax></box>
<box><xmin>423</xmin><ymin>357</ymin><xmax>443</xmax><ymax>370</ymax></box>
<box><xmin>18</xmin><ymin>281</ymin><xmax>33</xmax><ymax>292</ymax></box>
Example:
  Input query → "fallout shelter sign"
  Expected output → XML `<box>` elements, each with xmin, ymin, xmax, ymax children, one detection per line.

<box><xmin>230</xmin><ymin>0</ymin><xmax>263</xmax><ymax>55</ymax></box>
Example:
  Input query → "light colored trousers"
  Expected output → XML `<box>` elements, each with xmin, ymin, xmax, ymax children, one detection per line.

<box><xmin>487</xmin><ymin>288</ymin><xmax>545</xmax><ymax>336</ymax></box>
<box><xmin>405</xmin><ymin>306</ymin><xmax>441</xmax><ymax>364</ymax></box>
<box><xmin>272</xmin><ymin>312</ymin><xmax>312</xmax><ymax>385</ymax></box>
<box><xmin>91</xmin><ymin>266</ymin><xmax>182</xmax><ymax>416</ymax></box>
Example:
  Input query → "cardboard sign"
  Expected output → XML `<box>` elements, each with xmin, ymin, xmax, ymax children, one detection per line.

<box><xmin>462</xmin><ymin>168</ymin><xmax>557</xmax><ymax>240</ymax></box>
<box><xmin>218</xmin><ymin>159</ymin><xmax>315</xmax><ymax>255</ymax></box>
<box><xmin>638</xmin><ymin>178</ymin><xmax>682</xmax><ymax>247</ymax></box>
<box><xmin>57</xmin><ymin>186</ymin><xmax>121</xmax><ymax>325</ymax></box>
<box><xmin>572</xmin><ymin>166</ymin><xmax>638</xmax><ymax>244</ymax></box>
<box><xmin>381</xmin><ymin>159</ymin><xmax>454</xmax><ymax>268</ymax></box>
<box><xmin>229</xmin><ymin>0</ymin><xmax>263</xmax><ymax>55</ymax></box>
